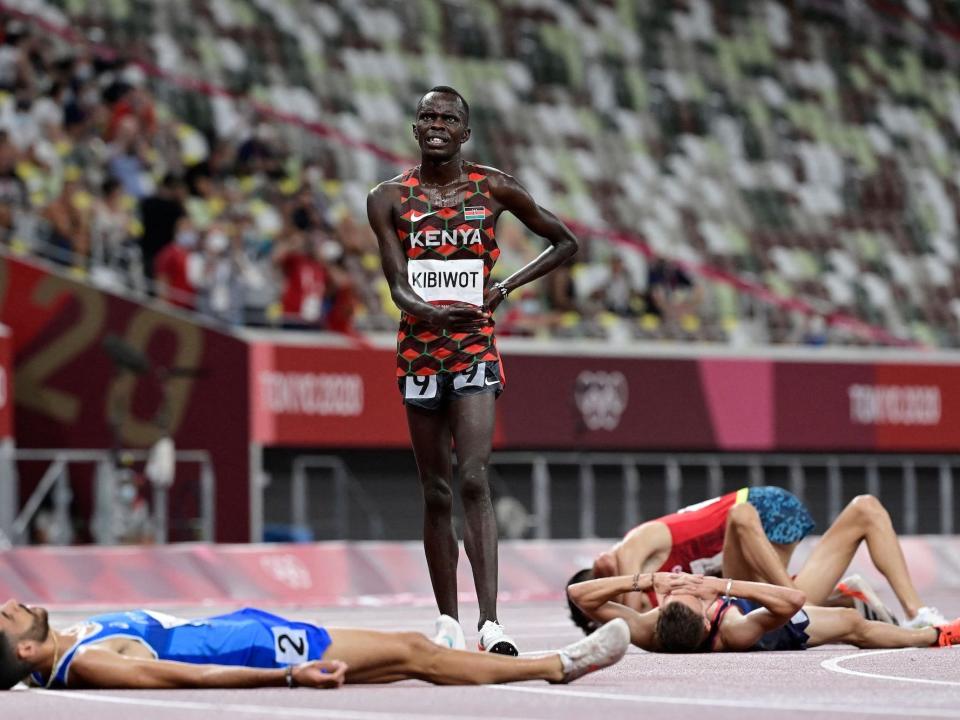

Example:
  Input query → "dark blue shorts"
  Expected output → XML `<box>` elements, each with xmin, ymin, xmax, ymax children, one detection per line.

<box><xmin>398</xmin><ymin>360</ymin><xmax>503</xmax><ymax>410</ymax></box>
<box><xmin>746</xmin><ymin>486</ymin><xmax>815</xmax><ymax>545</ymax></box>
<box><xmin>731</xmin><ymin>598</ymin><xmax>810</xmax><ymax>651</ymax></box>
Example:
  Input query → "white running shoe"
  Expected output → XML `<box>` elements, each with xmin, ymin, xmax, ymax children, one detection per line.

<box><xmin>904</xmin><ymin>606</ymin><xmax>948</xmax><ymax>629</ymax></box>
<box><xmin>432</xmin><ymin>614</ymin><xmax>466</xmax><ymax>650</ymax></box>
<box><xmin>556</xmin><ymin>618</ymin><xmax>630</xmax><ymax>684</ymax></box>
<box><xmin>833</xmin><ymin>574</ymin><xmax>899</xmax><ymax>625</ymax></box>
<box><xmin>478</xmin><ymin>620</ymin><xmax>519</xmax><ymax>656</ymax></box>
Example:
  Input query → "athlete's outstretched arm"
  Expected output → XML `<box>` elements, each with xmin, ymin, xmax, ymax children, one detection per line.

<box><xmin>67</xmin><ymin>647</ymin><xmax>347</xmax><ymax>689</ymax></box>
<box><xmin>568</xmin><ymin>572</ymin><xmax>684</xmax><ymax>648</ymax></box>
<box><xmin>366</xmin><ymin>183</ymin><xmax>487</xmax><ymax>333</ymax></box>
<box><xmin>485</xmin><ymin>170</ymin><xmax>578</xmax><ymax>311</ymax></box>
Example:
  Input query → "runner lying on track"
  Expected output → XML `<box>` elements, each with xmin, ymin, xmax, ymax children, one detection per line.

<box><xmin>0</xmin><ymin>599</ymin><xmax>629</xmax><ymax>689</ymax></box>
<box><xmin>567</xmin><ymin>488</ymin><xmax>943</xmax><ymax>629</ymax></box>
<box><xmin>567</xmin><ymin>571</ymin><xmax>960</xmax><ymax>653</ymax></box>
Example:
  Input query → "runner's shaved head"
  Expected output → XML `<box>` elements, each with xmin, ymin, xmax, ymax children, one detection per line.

<box><xmin>417</xmin><ymin>86</ymin><xmax>470</xmax><ymax>123</ymax></box>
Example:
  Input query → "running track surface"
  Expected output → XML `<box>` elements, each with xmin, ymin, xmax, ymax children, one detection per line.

<box><xmin>5</xmin><ymin>591</ymin><xmax>960</xmax><ymax>720</ymax></box>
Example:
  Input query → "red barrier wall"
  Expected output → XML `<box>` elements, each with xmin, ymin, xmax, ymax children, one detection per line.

<box><xmin>250</xmin><ymin>342</ymin><xmax>960</xmax><ymax>452</ymax></box>
<box><xmin>0</xmin><ymin>538</ymin><xmax>954</xmax><ymax>609</ymax></box>
<box><xmin>0</xmin><ymin>254</ymin><xmax>250</xmax><ymax>541</ymax></box>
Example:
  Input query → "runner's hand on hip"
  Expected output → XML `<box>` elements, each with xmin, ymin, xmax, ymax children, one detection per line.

<box><xmin>427</xmin><ymin>302</ymin><xmax>491</xmax><ymax>332</ymax></box>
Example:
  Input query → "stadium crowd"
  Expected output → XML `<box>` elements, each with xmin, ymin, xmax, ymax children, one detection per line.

<box><xmin>1</xmin><ymin>0</ymin><xmax>959</xmax><ymax>346</ymax></box>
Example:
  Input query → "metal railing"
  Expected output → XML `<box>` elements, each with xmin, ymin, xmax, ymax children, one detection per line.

<box><xmin>487</xmin><ymin>451</ymin><xmax>960</xmax><ymax>539</ymax></box>
<box><xmin>289</xmin><ymin>455</ymin><xmax>385</xmax><ymax>540</ymax></box>
<box><xmin>7</xmin><ymin>448</ymin><xmax>216</xmax><ymax>545</ymax></box>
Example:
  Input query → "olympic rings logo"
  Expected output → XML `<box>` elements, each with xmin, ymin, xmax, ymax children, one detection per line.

<box><xmin>574</xmin><ymin>370</ymin><xmax>629</xmax><ymax>431</ymax></box>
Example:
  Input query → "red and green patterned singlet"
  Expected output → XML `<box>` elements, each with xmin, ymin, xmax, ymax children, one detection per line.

<box><xmin>394</xmin><ymin>162</ymin><xmax>501</xmax><ymax>377</ymax></box>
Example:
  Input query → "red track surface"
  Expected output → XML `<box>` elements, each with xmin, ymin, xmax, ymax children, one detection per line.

<box><xmin>5</xmin><ymin>591</ymin><xmax>959</xmax><ymax>720</ymax></box>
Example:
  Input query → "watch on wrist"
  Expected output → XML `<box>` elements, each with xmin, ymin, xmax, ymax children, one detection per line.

<box><xmin>286</xmin><ymin>664</ymin><xmax>296</xmax><ymax>688</ymax></box>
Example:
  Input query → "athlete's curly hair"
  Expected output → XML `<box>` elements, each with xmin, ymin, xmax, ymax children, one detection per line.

<box><xmin>0</xmin><ymin>631</ymin><xmax>32</xmax><ymax>690</ymax></box>
<box><xmin>417</xmin><ymin>85</ymin><xmax>470</xmax><ymax>122</ymax></box>
<box><xmin>566</xmin><ymin>568</ymin><xmax>601</xmax><ymax>636</ymax></box>
<box><xmin>655</xmin><ymin>602</ymin><xmax>707</xmax><ymax>653</ymax></box>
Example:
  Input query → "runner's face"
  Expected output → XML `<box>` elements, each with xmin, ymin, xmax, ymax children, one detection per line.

<box><xmin>0</xmin><ymin>600</ymin><xmax>49</xmax><ymax>641</ymax></box>
<box><xmin>413</xmin><ymin>94</ymin><xmax>470</xmax><ymax>160</ymax></box>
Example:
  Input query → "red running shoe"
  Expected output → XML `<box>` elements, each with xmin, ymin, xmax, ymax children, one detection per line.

<box><xmin>935</xmin><ymin>618</ymin><xmax>960</xmax><ymax>647</ymax></box>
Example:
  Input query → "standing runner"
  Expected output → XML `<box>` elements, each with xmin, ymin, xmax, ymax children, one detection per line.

<box><xmin>367</xmin><ymin>86</ymin><xmax>579</xmax><ymax>654</ymax></box>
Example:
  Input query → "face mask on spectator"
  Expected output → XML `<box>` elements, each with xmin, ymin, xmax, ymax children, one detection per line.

<box><xmin>206</xmin><ymin>231</ymin><xmax>229</xmax><ymax>254</ymax></box>
<box><xmin>176</xmin><ymin>229</ymin><xmax>198</xmax><ymax>248</ymax></box>
<box><xmin>75</xmin><ymin>62</ymin><xmax>94</xmax><ymax>82</ymax></box>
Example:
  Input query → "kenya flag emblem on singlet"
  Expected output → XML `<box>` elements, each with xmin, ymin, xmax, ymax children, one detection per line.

<box><xmin>464</xmin><ymin>206</ymin><xmax>485</xmax><ymax>221</ymax></box>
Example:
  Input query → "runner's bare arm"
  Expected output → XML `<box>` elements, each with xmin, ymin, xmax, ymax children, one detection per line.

<box><xmin>484</xmin><ymin>169</ymin><xmax>578</xmax><ymax>311</ymax></box>
<box><xmin>366</xmin><ymin>183</ymin><xmax>488</xmax><ymax>332</ymax></box>
<box><xmin>613</xmin><ymin>523</ymin><xmax>672</xmax><ymax>577</ymax></box>
<box><xmin>568</xmin><ymin>573</ymin><xmax>686</xmax><ymax>647</ymax></box>
<box><xmin>67</xmin><ymin>647</ymin><xmax>347</xmax><ymax>689</ymax></box>
<box><xmin>670</xmin><ymin>575</ymin><xmax>806</xmax><ymax>651</ymax></box>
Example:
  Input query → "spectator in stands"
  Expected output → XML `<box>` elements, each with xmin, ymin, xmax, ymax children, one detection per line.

<box><xmin>317</xmin><ymin>240</ymin><xmax>356</xmax><ymax>334</ymax></box>
<box><xmin>595</xmin><ymin>252</ymin><xmax>644</xmax><ymax>316</ymax></box>
<box><xmin>139</xmin><ymin>173</ymin><xmax>186</xmax><ymax>279</ymax></box>
<box><xmin>644</xmin><ymin>257</ymin><xmax>703</xmax><ymax>321</ymax></box>
<box><xmin>108</xmin><ymin>114</ymin><xmax>151</xmax><ymax>199</ymax></box>
<box><xmin>90</xmin><ymin>178</ymin><xmax>140</xmax><ymax>284</ymax></box>
<box><xmin>42</xmin><ymin>173</ymin><xmax>90</xmax><ymax>264</ymax></box>
<box><xmin>194</xmin><ymin>222</ymin><xmax>257</xmax><ymax>325</ymax></box>
<box><xmin>0</xmin><ymin>131</ymin><xmax>26</xmax><ymax>243</ymax></box>
<box><xmin>237</xmin><ymin>122</ymin><xmax>282</xmax><ymax>177</ymax></box>
<box><xmin>154</xmin><ymin>217</ymin><xmax>199</xmax><ymax>309</ymax></box>
<box><xmin>545</xmin><ymin>257</ymin><xmax>580</xmax><ymax>314</ymax></box>
<box><xmin>273</xmin><ymin>228</ymin><xmax>329</xmax><ymax>328</ymax></box>
<box><xmin>105</xmin><ymin>79</ymin><xmax>156</xmax><ymax>142</ymax></box>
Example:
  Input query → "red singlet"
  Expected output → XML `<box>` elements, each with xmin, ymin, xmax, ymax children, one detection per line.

<box><xmin>645</xmin><ymin>487</ymin><xmax>749</xmax><ymax>606</ymax></box>
<box><xmin>392</xmin><ymin>162</ymin><xmax>501</xmax><ymax>377</ymax></box>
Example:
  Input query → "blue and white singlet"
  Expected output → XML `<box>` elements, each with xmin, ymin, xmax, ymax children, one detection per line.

<box><xmin>33</xmin><ymin>608</ymin><xmax>332</xmax><ymax>688</ymax></box>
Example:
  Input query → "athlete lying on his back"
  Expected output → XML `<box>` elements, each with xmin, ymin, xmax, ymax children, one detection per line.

<box><xmin>568</xmin><ymin>487</ymin><xmax>943</xmax><ymax>631</ymax></box>
<box><xmin>567</xmin><ymin>571</ymin><xmax>960</xmax><ymax>653</ymax></box>
<box><xmin>0</xmin><ymin>600</ymin><xmax>629</xmax><ymax>689</ymax></box>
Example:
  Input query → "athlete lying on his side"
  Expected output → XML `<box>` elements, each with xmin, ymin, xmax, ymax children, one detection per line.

<box><xmin>567</xmin><ymin>571</ymin><xmax>960</xmax><ymax>653</ymax></box>
<box><xmin>0</xmin><ymin>599</ymin><xmax>629</xmax><ymax>689</ymax></box>
<box><xmin>568</xmin><ymin>488</ymin><xmax>943</xmax><ymax>631</ymax></box>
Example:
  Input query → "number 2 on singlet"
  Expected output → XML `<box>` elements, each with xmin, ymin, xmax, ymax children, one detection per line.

<box><xmin>405</xmin><ymin>374</ymin><xmax>438</xmax><ymax>400</ymax></box>
<box><xmin>272</xmin><ymin>627</ymin><xmax>309</xmax><ymax>664</ymax></box>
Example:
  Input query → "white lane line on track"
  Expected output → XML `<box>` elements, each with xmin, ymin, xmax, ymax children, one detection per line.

<box><xmin>31</xmin><ymin>690</ymin><xmax>532</xmax><ymax>720</ymax></box>
<box><xmin>821</xmin><ymin>647</ymin><xmax>960</xmax><ymax>686</ymax></box>
<box><xmin>488</xmin><ymin>685</ymin><xmax>960</xmax><ymax>717</ymax></box>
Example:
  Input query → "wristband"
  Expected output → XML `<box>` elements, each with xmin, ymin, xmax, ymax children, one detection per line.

<box><xmin>493</xmin><ymin>281</ymin><xmax>510</xmax><ymax>299</ymax></box>
<box><xmin>725</xmin><ymin>579</ymin><xmax>733</xmax><ymax>597</ymax></box>
<box><xmin>286</xmin><ymin>664</ymin><xmax>296</xmax><ymax>689</ymax></box>
<box><xmin>632</xmin><ymin>572</ymin><xmax>640</xmax><ymax>592</ymax></box>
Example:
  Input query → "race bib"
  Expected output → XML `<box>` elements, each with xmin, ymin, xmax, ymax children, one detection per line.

<box><xmin>405</xmin><ymin>374</ymin><xmax>438</xmax><ymax>400</ymax></box>
<box><xmin>408</xmin><ymin>258</ymin><xmax>484</xmax><ymax>306</ymax></box>
<box><xmin>452</xmin><ymin>362</ymin><xmax>486</xmax><ymax>390</ymax></box>
<box><xmin>689</xmin><ymin>552</ymin><xmax>724</xmax><ymax>577</ymax></box>
<box><xmin>272</xmin><ymin>626</ymin><xmax>309</xmax><ymax>664</ymax></box>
